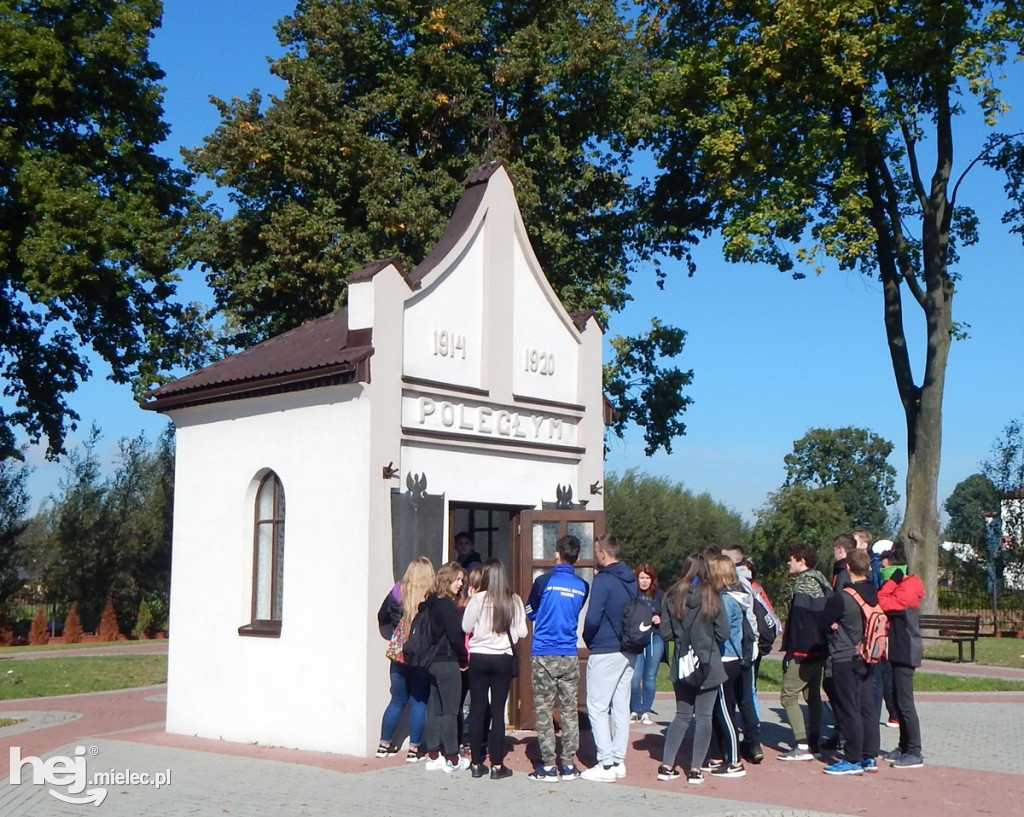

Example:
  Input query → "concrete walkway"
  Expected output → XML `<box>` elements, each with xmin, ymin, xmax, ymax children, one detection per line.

<box><xmin>1</xmin><ymin>651</ymin><xmax>1022</xmax><ymax>816</ymax></box>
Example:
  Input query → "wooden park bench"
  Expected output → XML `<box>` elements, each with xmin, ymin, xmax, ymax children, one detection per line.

<box><xmin>918</xmin><ymin>614</ymin><xmax>981</xmax><ymax>663</ymax></box>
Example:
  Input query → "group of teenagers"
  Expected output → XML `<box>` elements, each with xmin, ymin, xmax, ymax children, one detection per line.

<box><xmin>375</xmin><ymin>527</ymin><xmax>925</xmax><ymax>785</ymax></box>
<box><xmin>777</xmin><ymin>531</ymin><xmax>926</xmax><ymax>775</ymax></box>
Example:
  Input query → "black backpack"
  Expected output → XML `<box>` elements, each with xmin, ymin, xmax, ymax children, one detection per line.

<box><xmin>402</xmin><ymin>607</ymin><xmax>439</xmax><ymax>668</ymax></box>
<box><xmin>752</xmin><ymin>596</ymin><xmax>776</xmax><ymax>655</ymax></box>
<box><xmin>619</xmin><ymin>596</ymin><xmax>655</xmax><ymax>653</ymax></box>
<box><xmin>739</xmin><ymin>611</ymin><xmax>757</xmax><ymax>668</ymax></box>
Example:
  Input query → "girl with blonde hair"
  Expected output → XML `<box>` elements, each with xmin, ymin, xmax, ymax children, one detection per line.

<box><xmin>704</xmin><ymin>554</ymin><xmax>748</xmax><ymax>779</ymax></box>
<box><xmin>376</xmin><ymin>556</ymin><xmax>435</xmax><ymax>761</ymax></box>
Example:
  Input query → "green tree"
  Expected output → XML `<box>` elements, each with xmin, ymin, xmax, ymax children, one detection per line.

<box><xmin>0</xmin><ymin>455</ymin><xmax>32</xmax><ymax>607</ymax></box>
<box><xmin>751</xmin><ymin>483</ymin><xmax>851</xmax><ymax>599</ymax></box>
<box><xmin>942</xmin><ymin>473</ymin><xmax>999</xmax><ymax>592</ymax></box>
<box><xmin>944</xmin><ymin>473</ymin><xmax>1000</xmax><ymax>550</ymax></box>
<box><xmin>39</xmin><ymin>426</ymin><xmax>110</xmax><ymax>630</ymax></box>
<box><xmin>982</xmin><ymin>420</ymin><xmax>1024</xmax><ymax>581</ymax></box>
<box><xmin>38</xmin><ymin>425</ymin><xmax>173</xmax><ymax>632</ymax></box>
<box><xmin>639</xmin><ymin>0</ymin><xmax>1024</xmax><ymax>610</ymax></box>
<box><xmin>0</xmin><ymin>0</ymin><xmax>201</xmax><ymax>460</ymax></box>
<box><xmin>783</xmin><ymin>426</ymin><xmax>898</xmax><ymax>534</ymax></box>
<box><xmin>605</xmin><ymin>469</ymin><xmax>750</xmax><ymax>587</ymax></box>
<box><xmin>187</xmin><ymin>0</ymin><xmax>691</xmax><ymax>454</ymax></box>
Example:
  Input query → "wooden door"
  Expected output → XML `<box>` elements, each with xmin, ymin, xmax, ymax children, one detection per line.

<box><xmin>509</xmin><ymin>509</ymin><xmax>604</xmax><ymax>729</ymax></box>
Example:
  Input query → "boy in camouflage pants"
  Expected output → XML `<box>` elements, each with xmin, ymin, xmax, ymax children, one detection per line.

<box><xmin>524</xmin><ymin>535</ymin><xmax>590</xmax><ymax>781</ymax></box>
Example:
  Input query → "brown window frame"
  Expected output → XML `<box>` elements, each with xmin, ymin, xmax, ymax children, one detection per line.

<box><xmin>239</xmin><ymin>472</ymin><xmax>285</xmax><ymax>638</ymax></box>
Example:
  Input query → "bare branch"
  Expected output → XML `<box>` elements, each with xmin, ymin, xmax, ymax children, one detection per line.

<box><xmin>951</xmin><ymin>131</ymin><xmax>1024</xmax><ymax>206</ymax></box>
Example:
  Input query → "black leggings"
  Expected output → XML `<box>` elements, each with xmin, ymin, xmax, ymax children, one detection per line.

<box><xmin>425</xmin><ymin>662</ymin><xmax>463</xmax><ymax>757</ymax></box>
<box><xmin>467</xmin><ymin>652</ymin><xmax>515</xmax><ymax>766</ymax></box>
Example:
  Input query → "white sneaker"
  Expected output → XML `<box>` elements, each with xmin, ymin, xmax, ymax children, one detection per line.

<box><xmin>640</xmin><ymin>712</ymin><xmax>653</xmax><ymax>725</ymax></box>
<box><xmin>629</xmin><ymin>712</ymin><xmax>639</xmax><ymax>723</ymax></box>
<box><xmin>614</xmin><ymin>762</ymin><xmax>626</xmax><ymax>779</ymax></box>
<box><xmin>424</xmin><ymin>756</ymin><xmax>447</xmax><ymax>772</ymax></box>
<box><xmin>443</xmin><ymin>756</ymin><xmax>470</xmax><ymax>774</ymax></box>
<box><xmin>580</xmin><ymin>764</ymin><xmax>617</xmax><ymax>783</ymax></box>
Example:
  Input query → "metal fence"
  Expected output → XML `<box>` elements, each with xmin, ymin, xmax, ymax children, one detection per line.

<box><xmin>936</xmin><ymin>588</ymin><xmax>1024</xmax><ymax>633</ymax></box>
<box><xmin>0</xmin><ymin>600</ymin><xmax>71</xmax><ymax>641</ymax></box>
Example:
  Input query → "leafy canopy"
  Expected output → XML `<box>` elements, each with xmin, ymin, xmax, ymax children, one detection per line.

<box><xmin>0</xmin><ymin>454</ymin><xmax>31</xmax><ymax>608</ymax></box>
<box><xmin>0</xmin><ymin>0</ymin><xmax>201</xmax><ymax>460</ymax></box>
<box><xmin>637</xmin><ymin>0</ymin><xmax>1024</xmax><ymax>602</ymax></box>
<box><xmin>639</xmin><ymin>0</ymin><xmax>1024</xmax><ymax>275</ymax></box>
<box><xmin>187</xmin><ymin>0</ymin><xmax>693</xmax><ymax>454</ymax></box>
<box><xmin>783</xmin><ymin>426</ymin><xmax>898</xmax><ymax>534</ymax></box>
<box><xmin>605</xmin><ymin>468</ymin><xmax>750</xmax><ymax>587</ymax></box>
<box><xmin>943</xmin><ymin>472</ymin><xmax>999</xmax><ymax>550</ymax></box>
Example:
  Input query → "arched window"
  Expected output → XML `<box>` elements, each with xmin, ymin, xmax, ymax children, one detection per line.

<box><xmin>241</xmin><ymin>472</ymin><xmax>285</xmax><ymax>637</ymax></box>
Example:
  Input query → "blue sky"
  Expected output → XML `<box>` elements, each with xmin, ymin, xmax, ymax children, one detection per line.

<box><xmin>20</xmin><ymin>2</ymin><xmax>1024</xmax><ymax>526</ymax></box>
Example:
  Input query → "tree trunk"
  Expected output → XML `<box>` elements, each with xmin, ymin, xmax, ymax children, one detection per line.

<box><xmin>900</xmin><ymin>387</ymin><xmax>944</xmax><ymax>615</ymax></box>
<box><xmin>896</xmin><ymin>189</ymin><xmax>954</xmax><ymax>616</ymax></box>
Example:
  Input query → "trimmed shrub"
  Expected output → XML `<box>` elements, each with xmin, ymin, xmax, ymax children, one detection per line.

<box><xmin>29</xmin><ymin>605</ymin><xmax>49</xmax><ymax>646</ymax></box>
<box><xmin>132</xmin><ymin>599</ymin><xmax>154</xmax><ymax>639</ymax></box>
<box><xmin>98</xmin><ymin>599</ymin><xmax>121</xmax><ymax>642</ymax></box>
<box><xmin>63</xmin><ymin>603</ymin><xmax>84</xmax><ymax>644</ymax></box>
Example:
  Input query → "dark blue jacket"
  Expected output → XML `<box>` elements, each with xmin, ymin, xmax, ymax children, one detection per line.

<box><xmin>525</xmin><ymin>564</ymin><xmax>589</xmax><ymax>656</ymax></box>
<box><xmin>582</xmin><ymin>561</ymin><xmax>636</xmax><ymax>654</ymax></box>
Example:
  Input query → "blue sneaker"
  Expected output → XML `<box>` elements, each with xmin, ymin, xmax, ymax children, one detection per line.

<box><xmin>823</xmin><ymin>759</ymin><xmax>864</xmax><ymax>776</ymax></box>
<box><xmin>560</xmin><ymin>764</ymin><xmax>583</xmax><ymax>780</ymax></box>
<box><xmin>861</xmin><ymin>758</ymin><xmax>878</xmax><ymax>773</ymax></box>
<box><xmin>528</xmin><ymin>765</ymin><xmax>559</xmax><ymax>782</ymax></box>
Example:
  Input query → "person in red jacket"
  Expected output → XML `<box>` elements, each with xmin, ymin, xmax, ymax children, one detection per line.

<box><xmin>877</xmin><ymin>544</ymin><xmax>925</xmax><ymax>768</ymax></box>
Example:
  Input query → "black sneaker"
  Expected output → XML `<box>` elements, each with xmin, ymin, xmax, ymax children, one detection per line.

<box><xmin>686</xmin><ymin>770</ymin><xmax>704</xmax><ymax>785</ymax></box>
<box><xmin>743</xmin><ymin>742</ymin><xmax>764</xmax><ymax>764</ymax></box>
<box><xmin>657</xmin><ymin>765</ymin><xmax>680</xmax><ymax>781</ymax></box>
<box><xmin>490</xmin><ymin>765</ymin><xmax>513</xmax><ymax>780</ymax></box>
<box><xmin>711</xmin><ymin>762</ymin><xmax>746</xmax><ymax>778</ymax></box>
<box><xmin>470</xmin><ymin>763</ymin><xmax>489</xmax><ymax>778</ymax></box>
<box><xmin>405</xmin><ymin>746</ymin><xmax>426</xmax><ymax>763</ymax></box>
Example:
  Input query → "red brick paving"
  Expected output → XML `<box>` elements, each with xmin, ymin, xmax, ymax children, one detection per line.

<box><xmin>2</xmin><ymin>649</ymin><xmax>1023</xmax><ymax>817</ymax></box>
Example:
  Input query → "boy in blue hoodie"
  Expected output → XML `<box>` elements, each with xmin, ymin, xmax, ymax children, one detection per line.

<box><xmin>525</xmin><ymin>535</ymin><xmax>590</xmax><ymax>781</ymax></box>
<box><xmin>580</xmin><ymin>534</ymin><xmax>637</xmax><ymax>782</ymax></box>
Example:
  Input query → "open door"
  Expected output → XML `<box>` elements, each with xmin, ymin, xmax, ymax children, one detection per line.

<box><xmin>510</xmin><ymin>509</ymin><xmax>605</xmax><ymax>729</ymax></box>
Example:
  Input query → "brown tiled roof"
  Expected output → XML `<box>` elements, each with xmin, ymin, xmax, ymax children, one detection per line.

<box><xmin>142</xmin><ymin>309</ymin><xmax>372</xmax><ymax>412</ymax></box>
<box><xmin>569</xmin><ymin>309</ymin><xmax>604</xmax><ymax>332</ymax></box>
<box><xmin>406</xmin><ymin>161</ymin><xmax>502</xmax><ymax>288</ymax></box>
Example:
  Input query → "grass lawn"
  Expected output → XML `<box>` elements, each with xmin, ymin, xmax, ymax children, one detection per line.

<box><xmin>923</xmin><ymin>636</ymin><xmax>1024</xmax><ymax>668</ymax></box>
<box><xmin>0</xmin><ymin>654</ymin><xmax>167</xmax><ymax>700</ymax></box>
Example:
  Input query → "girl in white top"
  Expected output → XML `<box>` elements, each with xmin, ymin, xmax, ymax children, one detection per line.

<box><xmin>462</xmin><ymin>558</ymin><xmax>527</xmax><ymax>779</ymax></box>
